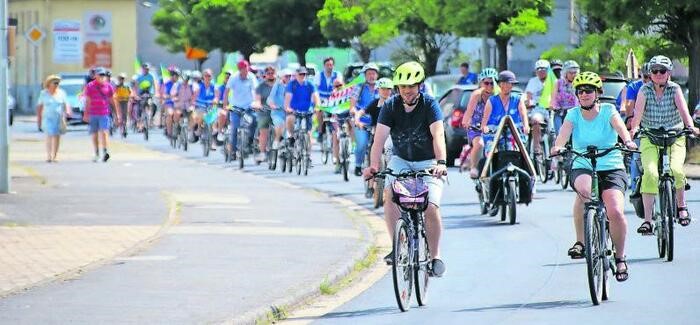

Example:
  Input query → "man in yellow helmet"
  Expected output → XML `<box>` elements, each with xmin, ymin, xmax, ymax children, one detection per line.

<box><xmin>363</xmin><ymin>61</ymin><xmax>448</xmax><ymax>277</ymax></box>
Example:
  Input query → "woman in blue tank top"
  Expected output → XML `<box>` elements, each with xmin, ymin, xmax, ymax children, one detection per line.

<box><xmin>480</xmin><ymin>70</ymin><xmax>530</xmax><ymax>154</ymax></box>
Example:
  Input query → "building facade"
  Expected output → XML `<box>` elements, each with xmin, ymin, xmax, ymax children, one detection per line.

<box><xmin>8</xmin><ymin>0</ymin><xmax>137</xmax><ymax>112</ymax></box>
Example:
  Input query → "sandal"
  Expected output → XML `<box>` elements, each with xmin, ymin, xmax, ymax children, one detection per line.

<box><xmin>637</xmin><ymin>221</ymin><xmax>653</xmax><ymax>235</ymax></box>
<box><xmin>567</xmin><ymin>241</ymin><xmax>585</xmax><ymax>259</ymax></box>
<box><xmin>613</xmin><ymin>257</ymin><xmax>629</xmax><ymax>282</ymax></box>
<box><xmin>678</xmin><ymin>207</ymin><xmax>691</xmax><ymax>227</ymax></box>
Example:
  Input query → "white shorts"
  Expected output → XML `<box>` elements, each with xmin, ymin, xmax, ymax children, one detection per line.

<box><xmin>386</xmin><ymin>156</ymin><xmax>445</xmax><ymax>207</ymax></box>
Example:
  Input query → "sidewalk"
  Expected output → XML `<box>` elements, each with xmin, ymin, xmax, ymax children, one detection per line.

<box><xmin>0</xmin><ymin>123</ymin><xmax>375</xmax><ymax>324</ymax></box>
<box><xmin>686</xmin><ymin>163</ymin><xmax>700</xmax><ymax>180</ymax></box>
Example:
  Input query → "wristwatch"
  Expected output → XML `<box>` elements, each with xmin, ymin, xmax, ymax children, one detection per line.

<box><xmin>437</xmin><ymin>160</ymin><xmax>447</xmax><ymax>165</ymax></box>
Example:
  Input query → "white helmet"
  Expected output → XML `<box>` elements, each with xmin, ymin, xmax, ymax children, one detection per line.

<box><xmin>535</xmin><ymin>59</ymin><xmax>550</xmax><ymax>70</ymax></box>
<box><xmin>563</xmin><ymin>60</ymin><xmax>580</xmax><ymax>71</ymax></box>
<box><xmin>648</xmin><ymin>55</ymin><xmax>673</xmax><ymax>71</ymax></box>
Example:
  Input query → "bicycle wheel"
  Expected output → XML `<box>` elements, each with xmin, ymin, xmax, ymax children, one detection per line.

<box><xmin>321</xmin><ymin>132</ymin><xmax>330</xmax><ymax>165</ymax></box>
<box><xmin>538</xmin><ymin>155</ymin><xmax>548</xmax><ymax>183</ymax></box>
<box><xmin>508</xmin><ymin>180</ymin><xmax>517</xmax><ymax>225</ymax></box>
<box><xmin>181</xmin><ymin>125</ymin><xmax>188</xmax><ymax>151</ymax></box>
<box><xmin>143</xmin><ymin>114</ymin><xmax>150</xmax><ymax>141</ymax></box>
<box><xmin>238</xmin><ymin>131</ymin><xmax>245</xmax><ymax>169</ymax></box>
<box><xmin>269</xmin><ymin>149</ymin><xmax>277</xmax><ymax>170</ymax></box>
<box><xmin>304</xmin><ymin>134</ymin><xmax>310</xmax><ymax>176</ymax></box>
<box><xmin>560</xmin><ymin>164</ymin><xmax>569</xmax><ymax>190</ymax></box>
<box><xmin>202</xmin><ymin>126</ymin><xmax>210</xmax><ymax>157</ymax></box>
<box><xmin>341</xmin><ymin>140</ymin><xmax>349</xmax><ymax>182</ymax></box>
<box><xmin>663</xmin><ymin>180</ymin><xmax>675</xmax><ymax>262</ymax></box>
<box><xmin>392</xmin><ymin>218</ymin><xmax>412</xmax><ymax>312</ymax></box>
<box><xmin>500</xmin><ymin>204</ymin><xmax>506</xmax><ymax>222</ymax></box>
<box><xmin>584</xmin><ymin>208</ymin><xmax>604</xmax><ymax>305</ymax></box>
<box><xmin>414</xmin><ymin>222</ymin><xmax>430</xmax><ymax>307</ymax></box>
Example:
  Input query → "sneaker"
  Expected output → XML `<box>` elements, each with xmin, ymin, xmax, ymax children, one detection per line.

<box><xmin>430</xmin><ymin>258</ymin><xmax>446</xmax><ymax>277</ymax></box>
<box><xmin>384</xmin><ymin>252</ymin><xmax>393</xmax><ymax>265</ymax></box>
<box><xmin>469</xmin><ymin>168</ymin><xmax>479</xmax><ymax>179</ymax></box>
<box><xmin>255</xmin><ymin>153</ymin><xmax>266</xmax><ymax>162</ymax></box>
<box><xmin>217</xmin><ymin>132</ymin><xmax>225</xmax><ymax>142</ymax></box>
<box><xmin>93</xmin><ymin>154</ymin><xmax>100</xmax><ymax>163</ymax></box>
<box><xmin>272</xmin><ymin>141</ymin><xmax>280</xmax><ymax>150</ymax></box>
<box><xmin>102</xmin><ymin>151</ymin><xmax>110</xmax><ymax>162</ymax></box>
<box><xmin>354</xmin><ymin>167</ymin><xmax>362</xmax><ymax>177</ymax></box>
<box><xmin>334</xmin><ymin>163</ymin><xmax>342</xmax><ymax>174</ymax></box>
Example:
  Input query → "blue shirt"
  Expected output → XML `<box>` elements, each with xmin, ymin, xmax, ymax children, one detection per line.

<box><xmin>315</xmin><ymin>71</ymin><xmax>339</xmax><ymax>99</ymax></box>
<box><xmin>217</xmin><ymin>84</ymin><xmax>226</xmax><ymax>101</ymax></box>
<box><xmin>195</xmin><ymin>82</ymin><xmax>216</xmax><ymax>108</ymax></box>
<box><xmin>625</xmin><ymin>79</ymin><xmax>644</xmax><ymax>101</ymax></box>
<box><xmin>352</xmin><ymin>83</ymin><xmax>378</xmax><ymax>110</ymax></box>
<box><xmin>457</xmin><ymin>73</ymin><xmax>478</xmax><ymax>85</ymax></box>
<box><xmin>565</xmin><ymin>103</ymin><xmax>624</xmax><ymax>171</ymax></box>
<box><xmin>268</xmin><ymin>81</ymin><xmax>286</xmax><ymax>109</ymax></box>
<box><xmin>163</xmin><ymin>80</ymin><xmax>176</xmax><ymax>106</ymax></box>
<box><xmin>487</xmin><ymin>94</ymin><xmax>523</xmax><ymax>127</ymax></box>
<box><xmin>136</xmin><ymin>73</ymin><xmax>156</xmax><ymax>94</ymax></box>
<box><xmin>285</xmin><ymin>79</ymin><xmax>316</xmax><ymax>113</ymax></box>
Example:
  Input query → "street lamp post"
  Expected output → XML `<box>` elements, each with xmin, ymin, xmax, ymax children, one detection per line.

<box><xmin>1</xmin><ymin>0</ymin><xmax>10</xmax><ymax>193</ymax></box>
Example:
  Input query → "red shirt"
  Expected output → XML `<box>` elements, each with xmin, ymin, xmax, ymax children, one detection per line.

<box><xmin>85</xmin><ymin>80</ymin><xmax>114</xmax><ymax>116</ymax></box>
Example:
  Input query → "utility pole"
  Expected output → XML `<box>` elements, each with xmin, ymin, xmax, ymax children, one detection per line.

<box><xmin>0</xmin><ymin>0</ymin><xmax>10</xmax><ymax>193</ymax></box>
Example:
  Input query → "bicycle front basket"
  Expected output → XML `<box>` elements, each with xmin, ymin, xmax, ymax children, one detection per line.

<box><xmin>391</xmin><ymin>177</ymin><xmax>430</xmax><ymax>212</ymax></box>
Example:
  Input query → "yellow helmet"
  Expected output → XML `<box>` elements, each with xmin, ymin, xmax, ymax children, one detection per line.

<box><xmin>572</xmin><ymin>71</ymin><xmax>602</xmax><ymax>90</ymax></box>
<box><xmin>393</xmin><ymin>61</ymin><xmax>425</xmax><ymax>86</ymax></box>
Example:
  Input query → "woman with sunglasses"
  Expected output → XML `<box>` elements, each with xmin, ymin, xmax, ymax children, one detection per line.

<box><xmin>480</xmin><ymin>70</ymin><xmax>530</xmax><ymax>155</ymax></box>
<box><xmin>551</xmin><ymin>71</ymin><xmax>636</xmax><ymax>282</ymax></box>
<box><xmin>461</xmin><ymin>68</ymin><xmax>498</xmax><ymax>178</ymax></box>
<box><xmin>629</xmin><ymin>56</ymin><xmax>700</xmax><ymax>233</ymax></box>
<box><xmin>37</xmin><ymin>75</ymin><xmax>72</xmax><ymax>162</ymax></box>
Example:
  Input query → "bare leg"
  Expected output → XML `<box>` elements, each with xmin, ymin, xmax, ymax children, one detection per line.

<box><xmin>383</xmin><ymin>187</ymin><xmax>401</xmax><ymax>240</ymax></box>
<box><xmin>424</xmin><ymin>203</ymin><xmax>443</xmax><ymax>259</ymax></box>
<box><xmin>573</xmin><ymin>174</ymin><xmax>593</xmax><ymax>243</ymax></box>
<box><xmin>676</xmin><ymin>188</ymin><xmax>688</xmax><ymax>217</ymax></box>
<box><xmin>52</xmin><ymin>136</ymin><xmax>60</xmax><ymax>160</ymax></box>
<box><xmin>259</xmin><ymin>128</ymin><xmax>269</xmax><ymax>153</ymax></box>
<box><xmin>469</xmin><ymin>136</ymin><xmax>483</xmax><ymax>177</ymax></box>
<box><xmin>642</xmin><ymin>193</ymin><xmax>655</xmax><ymax>223</ymax></box>
<box><xmin>603</xmin><ymin>189</ymin><xmax>627</xmax><ymax>259</ymax></box>
<box><xmin>45</xmin><ymin>136</ymin><xmax>52</xmax><ymax>161</ymax></box>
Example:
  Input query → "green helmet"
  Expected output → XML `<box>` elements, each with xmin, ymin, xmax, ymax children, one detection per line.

<box><xmin>393</xmin><ymin>61</ymin><xmax>425</xmax><ymax>86</ymax></box>
<box><xmin>377</xmin><ymin>78</ymin><xmax>393</xmax><ymax>89</ymax></box>
<box><xmin>139</xmin><ymin>80</ymin><xmax>152</xmax><ymax>91</ymax></box>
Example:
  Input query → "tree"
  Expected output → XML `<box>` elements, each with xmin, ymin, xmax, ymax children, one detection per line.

<box><xmin>245</xmin><ymin>0</ymin><xmax>331</xmax><ymax>66</ymax></box>
<box><xmin>151</xmin><ymin>0</ymin><xmax>195</xmax><ymax>53</ymax></box>
<box><xmin>440</xmin><ymin>0</ymin><xmax>553</xmax><ymax>70</ymax></box>
<box><xmin>317</xmin><ymin>0</ymin><xmax>373</xmax><ymax>62</ymax></box>
<box><xmin>392</xmin><ymin>17</ymin><xmax>458</xmax><ymax>76</ymax></box>
<box><xmin>580</xmin><ymin>0</ymin><xmax>700</xmax><ymax>107</ymax></box>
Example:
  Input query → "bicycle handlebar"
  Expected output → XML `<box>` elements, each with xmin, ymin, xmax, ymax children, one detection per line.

<box><xmin>551</xmin><ymin>143</ymin><xmax>639</xmax><ymax>159</ymax></box>
<box><xmin>369</xmin><ymin>168</ymin><xmax>445</xmax><ymax>180</ymax></box>
<box><xmin>638</xmin><ymin>127</ymin><xmax>695</xmax><ymax>140</ymax></box>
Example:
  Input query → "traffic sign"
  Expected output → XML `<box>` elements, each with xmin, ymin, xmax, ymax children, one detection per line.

<box><xmin>25</xmin><ymin>24</ymin><xmax>45</xmax><ymax>46</ymax></box>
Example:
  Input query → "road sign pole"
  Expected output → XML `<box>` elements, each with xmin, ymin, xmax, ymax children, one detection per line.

<box><xmin>1</xmin><ymin>0</ymin><xmax>10</xmax><ymax>193</ymax></box>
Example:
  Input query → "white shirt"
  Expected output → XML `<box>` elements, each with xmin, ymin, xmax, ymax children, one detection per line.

<box><xmin>525</xmin><ymin>77</ymin><xmax>545</xmax><ymax>107</ymax></box>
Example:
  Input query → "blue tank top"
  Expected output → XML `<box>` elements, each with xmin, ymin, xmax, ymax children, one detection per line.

<box><xmin>318</xmin><ymin>71</ymin><xmax>337</xmax><ymax>99</ymax></box>
<box><xmin>164</xmin><ymin>80</ymin><xmax>175</xmax><ymax>106</ymax></box>
<box><xmin>357</xmin><ymin>83</ymin><xmax>378</xmax><ymax>110</ymax></box>
<box><xmin>487</xmin><ymin>93</ymin><xmax>522</xmax><ymax>126</ymax></box>
<box><xmin>195</xmin><ymin>82</ymin><xmax>216</xmax><ymax>108</ymax></box>
<box><xmin>217</xmin><ymin>84</ymin><xmax>226</xmax><ymax>101</ymax></box>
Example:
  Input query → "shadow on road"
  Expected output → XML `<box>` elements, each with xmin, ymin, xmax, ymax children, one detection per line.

<box><xmin>309</xmin><ymin>306</ymin><xmax>398</xmax><ymax>320</ymax></box>
<box><xmin>443</xmin><ymin>217</ymin><xmax>517</xmax><ymax>229</ymax></box>
<box><xmin>453</xmin><ymin>299</ymin><xmax>591</xmax><ymax>313</ymax></box>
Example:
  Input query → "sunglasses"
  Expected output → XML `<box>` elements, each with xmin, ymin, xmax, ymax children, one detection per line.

<box><xmin>576</xmin><ymin>87</ymin><xmax>596</xmax><ymax>95</ymax></box>
<box><xmin>298</xmin><ymin>73</ymin><xmax>306</xmax><ymax>76</ymax></box>
<box><xmin>482</xmin><ymin>81</ymin><xmax>494</xmax><ymax>86</ymax></box>
<box><xmin>52</xmin><ymin>81</ymin><xmax>60</xmax><ymax>85</ymax></box>
<box><xmin>651</xmin><ymin>68</ymin><xmax>668</xmax><ymax>75</ymax></box>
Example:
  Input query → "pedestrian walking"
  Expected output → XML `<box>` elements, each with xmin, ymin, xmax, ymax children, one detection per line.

<box><xmin>84</xmin><ymin>67</ymin><xmax>119</xmax><ymax>162</ymax></box>
<box><xmin>37</xmin><ymin>75</ymin><xmax>71</xmax><ymax>162</ymax></box>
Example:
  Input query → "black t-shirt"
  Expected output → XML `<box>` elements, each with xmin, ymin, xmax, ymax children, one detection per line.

<box><xmin>364</xmin><ymin>98</ymin><xmax>382</xmax><ymax>127</ymax></box>
<box><xmin>377</xmin><ymin>94</ymin><xmax>443</xmax><ymax>161</ymax></box>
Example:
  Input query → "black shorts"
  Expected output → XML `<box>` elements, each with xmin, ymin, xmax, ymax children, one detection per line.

<box><xmin>570</xmin><ymin>168</ymin><xmax>628</xmax><ymax>194</ymax></box>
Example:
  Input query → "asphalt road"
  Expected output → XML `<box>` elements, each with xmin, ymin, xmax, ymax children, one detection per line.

<box><xmin>9</xmin><ymin>120</ymin><xmax>699</xmax><ymax>324</ymax></box>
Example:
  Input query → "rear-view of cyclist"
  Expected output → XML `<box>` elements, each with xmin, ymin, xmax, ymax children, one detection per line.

<box><xmin>551</xmin><ymin>71</ymin><xmax>636</xmax><ymax>282</ymax></box>
<box><xmin>363</xmin><ymin>61</ymin><xmax>447</xmax><ymax>277</ymax></box>
<box><xmin>461</xmin><ymin>68</ymin><xmax>498</xmax><ymax>178</ymax></box>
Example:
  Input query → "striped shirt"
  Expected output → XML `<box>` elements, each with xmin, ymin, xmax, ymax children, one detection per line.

<box><xmin>640</xmin><ymin>81</ymin><xmax>683</xmax><ymax>129</ymax></box>
<box><xmin>85</xmin><ymin>80</ymin><xmax>114</xmax><ymax>116</ymax></box>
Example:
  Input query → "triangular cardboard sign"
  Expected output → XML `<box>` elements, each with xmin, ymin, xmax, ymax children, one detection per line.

<box><xmin>479</xmin><ymin>115</ymin><xmax>537</xmax><ymax>179</ymax></box>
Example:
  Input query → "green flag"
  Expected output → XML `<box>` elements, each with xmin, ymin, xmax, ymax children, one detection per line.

<box><xmin>318</xmin><ymin>74</ymin><xmax>365</xmax><ymax>114</ymax></box>
<box><xmin>134</xmin><ymin>57</ymin><xmax>141</xmax><ymax>75</ymax></box>
<box><xmin>160</xmin><ymin>64</ymin><xmax>171</xmax><ymax>80</ymax></box>
<box><xmin>538</xmin><ymin>68</ymin><xmax>557</xmax><ymax>108</ymax></box>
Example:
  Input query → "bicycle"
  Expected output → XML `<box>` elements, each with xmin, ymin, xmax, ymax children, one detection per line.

<box><xmin>364</xmin><ymin>125</ymin><xmax>375</xmax><ymax>199</ymax></box>
<box><xmin>200</xmin><ymin>105</ymin><xmax>218</xmax><ymax>157</ymax></box>
<box><xmin>638</xmin><ymin>128</ymin><xmax>694</xmax><ymax>262</ymax></box>
<box><xmin>527</xmin><ymin>119</ymin><xmax>553</xmax><ymax>183</ymax></box>
<box><xmin>175</xmin><ymin>108</ymin><xmax>190</xmax><ymax>151</ymax></box>
<box><xmin>370</xmin><ymin>169</ymin><xmax>437</xmax><ymax>312</ymax></box>
<box><xmin>555</xmin><ymin>142</ymin><xmax>572</xmax><ymax>190</ymax></box>
<box><xmin>232</xmin><ymin>107</ymin><xmax>256</xmax><ymax>169</ymax></box>
<box><xmin>334</xmin><ymin>115</ymin><xmax>352</xmax><ymax>182</ymax></box>
<box><xmin>136</xmin><ymin>93</ymin><xmax>153</xmax><ymax>141</ymax></box>
<box><xmin>552</xmin><ymin>144</ymin><xmax>638</xmax><ymax>305</ymax></box>
<box><xmin>320</xmin><ymin>113</ymin><xmax>333</xmax><ymax>165</ymax></box>
<box><xmin>292</xmin><ymin>112</ymin><xmax>313</xmax><ymax>176</ymax></box>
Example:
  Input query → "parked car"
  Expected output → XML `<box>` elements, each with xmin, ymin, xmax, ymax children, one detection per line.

<box><xmin>59</xmin><ymin>75</ymin><xmax>87</xmax><ymax>124</ymax></box>
<box><xmin>600</xmin><ymin>74</ymin><xmax>628</xmax><ymax>114</ymax></box>
<box><xmin>439</xmin><ymin>84</ymin><xmax>523</xmax><ymax>166</ymax></box>
<box><xmin>343</xmin><ymin>62</ymin><xmax>394</xmax><ymax>82</ymax></box>
<box><xmin>424</xmin><ymin>74</ymin><xmax>461</xmax><ymax>99</ymax></box>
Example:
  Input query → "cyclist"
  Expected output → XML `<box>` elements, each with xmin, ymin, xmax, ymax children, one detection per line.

<box><xmin>253</xmin><ymin>65</ymin><xmax>278</xmax><ymax>163</ymax></box>
<box><xmin>171</xmin><ymin>71</ymin><xmax>195</xmax><ymax>138</ymax></box>
<box><xmin>551</xmin><ymin>59</ymin><xmax>564</xmax><ymax>79</ymax></box>
<box><xmin>350</xmin><ymin>63</ymin><xmax>380</xmax><ymax>176</ymax></box>
<box><xmin>525</xmin><ymin>59</ymin><xmax>552</xmax><ymax>158</ymax></box>
<box><xmin>314</xmin><ymin>57</ymin><xmax>343</xmax><ymax>143</ymax></box>
<box><xmin>214</xmin><ymin>69</ymin><xmax>233</xmax><ymax>143</ymax></box>
<box><xmin>629</xmin><ymin>55</ymin><xmax>700</xmax><ymax>233</ymax></box>
<box><xmin>361</xmin><ymin>77</ymin><xmax>394</xmax><ymax>179</ymax></box>
<box><xmin>115</xmin><ymin>73</ymin><xmax>131</xmax><ymax>137</ymax></box>
<box><xmin>551</xmin><ymin>71</ymin><xmax>636</xmax><ymax>282</ymax></box>
<box><xmin>550</xmin><ymin>60</ymin><xmax>579</xmax><ymax>134</ymax></box>
<box><xmin>193</xmin><ymin>69</ymin><xmax>217</xmax><ymax>149</ymax></box>
<box><xmin>136</xmin><ymin>63</ymin><xmax>159</xmax><ymax>118</ymax></box>
<box><xmin>161</xmin><ymin>67</ymin><xmax>180</xmax><ymax>138</ymax></box>
<box><xmin>224</xmin><ymin>60</ymin><xmax>258</xmax><ymax>160</ymax></box>
<box><xmin>267</xmin><ymin>69</ymin><xmax>293</xmax><ymax>152</ymax></box>
<box><xmin>461</xmin><ymin>68</ymin><xmax>499</xmax><ymax>178</ymax></box>
<box><xmin>363</xmin><ymin>61</ymin><xmax>447</xmax><ymax>277</ymax></box>
<box><xmin>624</xmin><ymin>63</ymin><xmax>651</xmax><ymax>201</ymax></box>
<box><xmin>284</xmin><ymin>66</ymin><xmax>320</xmax><ymax>154</ymax></box>
<box><xmin>480</xmin><ymin>70</ymin><xmax>530</xmax><ymax>154</ymax></box>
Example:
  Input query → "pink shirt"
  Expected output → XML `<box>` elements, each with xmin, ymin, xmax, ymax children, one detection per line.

<box><xmin>85</xmin><ymin>80</ymin><xmax>114</xmax><ymax>116</ymax></box>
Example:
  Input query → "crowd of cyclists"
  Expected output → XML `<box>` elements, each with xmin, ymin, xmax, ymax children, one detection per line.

<box><xmin>76</xmin><ymin>53</ymin><xmax>700</xmax><ymax>284</ymax></box>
